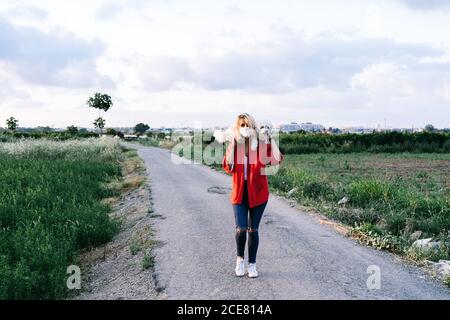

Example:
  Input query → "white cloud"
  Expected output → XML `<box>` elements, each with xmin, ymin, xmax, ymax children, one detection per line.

<box><xmin>6</xmin><ymin>4</ymin><xmax>47</xmax><ymax>20</ymax></box>
<box><xmin>226</xmin><ymin>4</ymin><xmax>245</xmax><ymax>16</ymax></box>
<box><xmin>397</xmin><ymin>0</ymin><xmax>450</xmax><ymax>10</ymax></box>
<box><xmin>441</xmin><ymin>80</ymin><xmax>450</xmax><ymax>103</ymax></box>
<box><xmin>351</xmin><ymin>63</ymin><xmax>414</xmax><ymax>97</ymax></box>
<box><xmin>95</xmin><ymin>3</ymin><xmax>123</xmax><ymax>20</ymax></box>
<box><xmin>138</xmin><ymin>36</ymin><xmax>442</xmax><ymax>94</ymax></box>
<box><xmin>0</xmin><ymin>16</ymin><xmax>112</xmax><ymax>88</ymax></box>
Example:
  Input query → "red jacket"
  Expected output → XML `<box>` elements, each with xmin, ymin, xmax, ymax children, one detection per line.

<box><xmin>222</xmin><ymin>141</ymin><xmax>284</xmax><ymax>208</ymax></box>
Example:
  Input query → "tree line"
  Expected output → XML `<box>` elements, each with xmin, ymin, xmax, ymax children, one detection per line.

<box><xmin>280</xmin><ymin>131</ymin><xmax>450</xmax><ymax>154</ymax></box>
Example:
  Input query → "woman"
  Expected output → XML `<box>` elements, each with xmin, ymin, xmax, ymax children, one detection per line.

<box><xmin>222</xmin><ymin>113</ymin><xmax>284</xmax><ymax>278</ymax></box>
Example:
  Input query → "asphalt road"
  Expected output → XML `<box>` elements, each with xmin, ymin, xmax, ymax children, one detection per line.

<box><xmin>135</xmin><ymin>144</ymin><xmax>450</xmax><ymax>300</ymax></box>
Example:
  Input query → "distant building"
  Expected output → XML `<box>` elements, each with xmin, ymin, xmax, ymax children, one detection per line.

<box><xmin>327</xmin><ymin>127</ymin><xmax>342</xmax><ymax>134</ymax></box>
<box><xmin>279</xmin><ymin>122</ymin><xmax>301</xmax><ymax>133</ymax></box>
<box><xmin>299</xmin><ymin>122</ymin><xmax>325</xmax><ymax>132</ymax></box>
<box><xmin>341</xmin><ymin>127</ymin><xmax>369</xmax><ymax>134</ymax></box>
<box><xmin>278</xmin><ymin>122</ymin><xmax>326</xmax><ymax>133</ymax></box>
<box><xmin>391</xmin><ymin>128</ymin><xmax>408</xmax><ymax>133</ymax></box>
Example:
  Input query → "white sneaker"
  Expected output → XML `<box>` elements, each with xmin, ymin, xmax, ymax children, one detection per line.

<box><xmin>247</xmin><ymin>263</ymin><xmax>258</xmax><ymax>278</ymax></box>
<box><xmin>235</xmin><ymin>257</ymin><xmax>245</xmax><ymax>277</ymax></box>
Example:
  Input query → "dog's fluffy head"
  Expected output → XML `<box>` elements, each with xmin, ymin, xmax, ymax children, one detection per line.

<box><xmin>257</xmin><ymin>120</ymin><xmax>273</xmax><ymax>143</ymax></box>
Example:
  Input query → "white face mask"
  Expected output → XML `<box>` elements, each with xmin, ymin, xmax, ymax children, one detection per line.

<box><xmin>239</xmin><ymin>127</ymin><xmax>251</xmax><ymax>138</ymax></box>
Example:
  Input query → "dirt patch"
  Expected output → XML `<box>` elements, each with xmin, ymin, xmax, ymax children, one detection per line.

<box><xmin>318</xmin><ymin>218</ymin><xmax>350</xmax><ymax>236</ymax></box>
<box><xmin>73</xmin><ymin>154</ymin><xmax>163</xmax><ymax>300</ymax></box>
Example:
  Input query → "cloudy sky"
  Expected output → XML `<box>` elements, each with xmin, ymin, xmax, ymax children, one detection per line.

<box><xmin>1</xmin><ymin>0</ymin><xmax>450</xmax><ymax>129</ymax></box>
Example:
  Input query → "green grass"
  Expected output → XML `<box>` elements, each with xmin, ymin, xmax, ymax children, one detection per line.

<box><xmin>445</xmin><ymin>276</ymin><xmax>450</xmax><ymax>288</ymax></box>
<box><xmin>0</xmin><ymin>138</ymin><xmax>123</xmax><ymax>299</ymax></box>
<box><xmin>129</xmin><ymin>240</ymin><xmax>142</xmax><ymax>256</ymax></box>
<box><xmin>142</xmin><ymin>253</ymin><xmax>154</xmax><ymax>270</ymax></box>
<box><xmin>270</xmin><ymin>152</ymin><xmax>450</xmax><ymax>261</ymax></box>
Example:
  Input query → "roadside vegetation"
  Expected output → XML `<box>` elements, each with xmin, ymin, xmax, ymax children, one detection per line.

<box><xmin>0</xmin><ymin>130</ymin><xmax>99</xmax><ymax>142</ymax></box>
<box><xmin>0</xmin><ymin>138</ymin><xmax>131</xmax><ymax>299</ymax></box>
<box><xmin>269</xmin><ymin>153</ymin><xmax>450</xmax><ymax>264</ymax></box>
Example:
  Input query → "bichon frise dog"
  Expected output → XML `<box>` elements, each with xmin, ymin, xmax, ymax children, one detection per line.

<box><xmin>257</xmin><ymin>119</ymin><xmax>273</xmax><ymax>144</ymax></box>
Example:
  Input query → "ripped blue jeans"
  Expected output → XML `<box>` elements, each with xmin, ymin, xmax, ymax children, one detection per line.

<box><xmin>233</xmin><ymin>180</ymin><xmax>268</xmax><ymax>264</ymax></box>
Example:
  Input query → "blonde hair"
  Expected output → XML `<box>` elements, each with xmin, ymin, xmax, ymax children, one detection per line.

<box><xmin>233</xmin><ymin>113</ymin><xmax>257</xmax><ymax>142</ymax></box>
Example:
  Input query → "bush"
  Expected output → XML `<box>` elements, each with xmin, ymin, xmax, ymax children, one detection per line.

<box><xmin>348</xmin><ymin>179</ymin><xmax>396</xmax><ymax>207</ymax></box>
<box><xmin>106</xmin><ymin>128</ymin><xmax>117</xmax><ymax>136</ymax></box>
<box><xmin>302</xmin><ymin>181</ymin><xmax>333</xmax><ymax>199</ymax></box>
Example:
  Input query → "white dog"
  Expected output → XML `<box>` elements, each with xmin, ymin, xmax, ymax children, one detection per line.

<box><xmin>257</xmin><ymin>119</ymin><xmax>273</xmax><ymax>144</ymax></box>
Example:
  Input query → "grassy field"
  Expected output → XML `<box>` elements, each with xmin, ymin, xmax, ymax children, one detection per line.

<box><xmin>0</xmin><ymin>138</ymin><xmax>126</xmax><ymax>299</ymax></box>
<box><xmin>269</xmin><ymin>152</ymin><xmax>450</xmax><ymax>262</ymax></box>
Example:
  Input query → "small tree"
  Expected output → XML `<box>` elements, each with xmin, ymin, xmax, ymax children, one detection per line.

<box><xmin>93</xmin><ymin>117</ymin><xmax>106</xmax><ymax>134</ymax></box>
<box><xmin>116</xmin><ymin>131</ymin><xmax>125</xmax><ymax>139</ymax></box>
<box><xmin>424</xmin><ymin>124</ymin><xmax>436</xmax><ymax>132</ymax></box>
<box><xmin>134</xmin><ymin>123</ymin><xmax>150</xmax><ymax>135</ymax></box>
<box><xmin>6</xmin><ymin>117</ymin><xmax>18</xmax><ymax>131</ymax></box>
<box><xmin>86</xmin><ymin>93</ymin><xmax>113</xmax><ymax>134</ymax></box>
<box><xmin>106</xmin><ymin>128</ymin><xmax>117</xmax><ymax>136</ymax></box>
<box><xmin>67</xmin><ymin>125</ymin><xmax>78</xmax><ymax>135</ymax></box>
